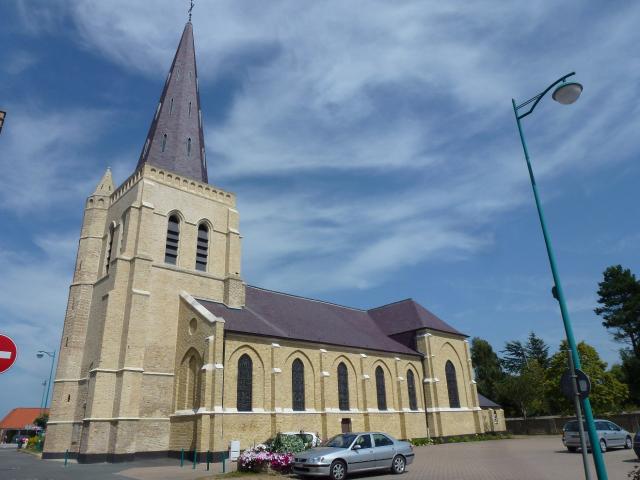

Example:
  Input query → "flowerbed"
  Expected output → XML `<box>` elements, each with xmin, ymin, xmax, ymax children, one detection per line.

<box><xmin>238</xmin><ymin>444</ymin><xmax>295</xmax><ymax>473</ymax></box>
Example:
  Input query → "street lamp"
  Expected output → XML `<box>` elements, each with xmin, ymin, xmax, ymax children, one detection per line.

<box><xmin>36</xmin><ymin>350</ymin><xmax>56</xmax><ymax>412</ymax></box>
<box><xmin>512</xmin><ymin>72</ymin><xmax>607</xmax><ymax>480</ymax></box>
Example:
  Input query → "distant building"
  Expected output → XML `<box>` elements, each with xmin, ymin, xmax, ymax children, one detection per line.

<box><xmin>44</xmin><ymin>20</ymin><xmax>485</xmax><ymax>463</ymax></box>
<box><xmin>0</xmin><ymin>408</ymin><xmax>48</xmax><ymax>442</ymax></box>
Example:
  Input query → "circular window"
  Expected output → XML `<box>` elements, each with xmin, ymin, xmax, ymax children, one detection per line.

<box><xmin>189</xmin><ymin>318</ymin><xmax>197</xmax><ymax>335</ymax></box>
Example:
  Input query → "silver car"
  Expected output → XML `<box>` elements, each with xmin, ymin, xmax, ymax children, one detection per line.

<box><xmin>562</xmin><ymin>419</ymin><xmax>634</xmax><ymax>453</ymax></box>
<box><xmin>293</xmin><ymin>432</ymin><xmax>414</xmax><ymax>480</ymax></box>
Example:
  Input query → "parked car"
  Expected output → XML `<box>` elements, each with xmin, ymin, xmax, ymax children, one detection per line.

<box><xmin>634</xmin><ymin>431</ymin><xmax>640</xmax><ymax>459</ymax></box>
<box><xmin>281</xmin><ymin>431</ymin><xmax>321</xmax><ymax>448</ymax></box>
<box><xmin>562</xmin><ymin>419</ymin><xmax>633</xmax><ymax>453</ymax></box>
<box><xmin>292</xmin><ymin>432</ymin><xmax>414</xmax><ymax>480</ymax></box>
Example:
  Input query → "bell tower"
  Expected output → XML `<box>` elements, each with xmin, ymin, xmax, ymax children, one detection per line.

<box><xmin>44</xmin><ymin>20</ymin><xmax>244</xmax><ymax>461</ymax></box>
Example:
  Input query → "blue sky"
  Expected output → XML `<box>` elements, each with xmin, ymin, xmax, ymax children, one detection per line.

<box><xmin>0</xmin><ymin>1</ymin><xmax>638</xmax><ymax>417</ymax></box>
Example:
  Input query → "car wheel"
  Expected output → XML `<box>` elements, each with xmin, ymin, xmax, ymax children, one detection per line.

<box><xmin>599</xmin><ymin>439</ymin><xmax>607</xmax><ymax>453</ymax></box>
<box><xmin>625</xmin><ymin>436</ymin><xmax>633</xmax><ymax>449</ymax></box>
<box><xmin>391</xmin><ymin>455</ymin><xmax>406</xmax><ymax>474</ymax></box>
<box><xmin>329</xmin><ymin>460</ymin><xmax>347</xmax><ymax>480</ymax></box>
<box><xmin>567</xmin><ymin>446</ymin><xmax>577</xmax><ymax>452</ymax></box>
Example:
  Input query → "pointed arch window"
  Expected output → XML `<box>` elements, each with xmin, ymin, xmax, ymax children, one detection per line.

<box><xmin>161</xmin><ymin>134</ymin><xmax>167</xmax><ymax>152</ymax></box>
<box><xmin>445</xmin><ymin>360</ymin><xmax>460</xmax><ymax>408</ymax></box>
<box><xmin>195</xmin><ymin>223</ymin><xmax>209</xmax><ymax>271</ymax></box>
<box><xmin>375</xmin><ymin>366</ymin><xmax>387</xmax><ymax>411</ymax></box>
<box><xmin>188</xmin><ymin>101</ymin><xmax>192</xmax><ymax>117</ymax></box>
<box><xmin>187</xmin><ymin>138</ymin><xmax>192</xmax><ymax>157</ymax></box>
<box><xmin>105</xmin><ymin>223</ymin><xmax>115</xmax><ymax>273</ymax></box>
<box><xmin>407</xmin><ymin>369</ymin><xmax>418</xmax><ymax>411</ymax></box>
<box><xmin>165</xmin><ymin>214</ymin><xmax>180</xmax><ymax>264</ymax></box>
<box><xmin>237</xmin><ymin>354</ymin><xmax>253</xmax><ymax>412</ymax></box>
<box><xmin>337</xmin><ymin>362</ymin><xmax>349</xmax><ymax>411</ymax></box>
<box><xmin>292</xmin><ymin>358</ymin><xmax>305</xmax><ymax>411</ymax></box>
<box><xmin>169</xmin><ymin>98</ymin><xmax>174</xmax><ymax>116</ymax></box>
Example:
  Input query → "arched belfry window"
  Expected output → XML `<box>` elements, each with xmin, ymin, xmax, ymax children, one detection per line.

<box><xmin>169</xmin><ymin>98</ymin><xmax>174</xmax><ymax>115</ymax></box>
<box><xmin>105</xmin><ymin>223</ymin><xmax>115</xmax><ymax>273</ymax></box>
<box><xmin>375</xmin><ymin>366</ymin><xmax>387</xmax><ymax>411</ymax></box>
<box><xmin>292</xmin><ymin>358</ymin><xmax>305</xmax><ymax>411</ymax></box>
<box><xmin>445</xmin><ymin>360</ymin><xmax>460</xmax><ymax>408</ymax></box>
<box><xmin>188</xmin><ymin>101</ymin><xmax>192</xmax><ymax>117</ymax></box>
<box><xmin>195</xmin><ymin>223</ymin><xmax>209</xmax><ymax>271</ymax></box>
<box><xmin>187</xmin><ymin>137</ymin><xmax>192</xmax><ymax>157</ymax></box>
<box><xmin>237</xmin><ymin>354</ymin><xmax>253</xmax><ymax>412</ymax></box>
<box><xmin>407</xmin><ymin>369</ymin><xmax>418</xmax><ymax>410</ymax></box>
<box><xmin>337</xmin><ymin>362</ymin><xmax>349</xmax><ymax>411</ymax></box>
<box><xmin>161</xmin><ymin>134</ymin><xmax>167</xmax><ymax>152</ymax></box>
<box><xmin>165</xmin><ymin>214</ymin><xmax>180</xmax><ymax>265</ymax></box>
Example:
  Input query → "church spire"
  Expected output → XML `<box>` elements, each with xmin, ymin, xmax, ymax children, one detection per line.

<box><xmin>136</xmin><ymin>21</ymin><xmax>208</xmax><ymax>183</ymax></box>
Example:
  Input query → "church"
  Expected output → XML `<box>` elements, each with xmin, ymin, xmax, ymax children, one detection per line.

<box><xmin>43</xmin><ymin>20</ymin><xmax>503</xmax><ymax>463</ymax></box>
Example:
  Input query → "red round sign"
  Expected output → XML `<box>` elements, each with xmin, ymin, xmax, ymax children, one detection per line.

<box><xmin>0</xmin><ymin>335</ymin><xmax>17</xmax><ymax>373</ymax></box>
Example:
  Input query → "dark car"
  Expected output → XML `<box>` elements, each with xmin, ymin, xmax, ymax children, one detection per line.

<box><xmin>634</xmin><ymin>431</ymin><xmax>640</xmax><ymax>459</ymax></box>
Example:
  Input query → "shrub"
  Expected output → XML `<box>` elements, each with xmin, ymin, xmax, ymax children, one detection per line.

<box><xmin>238</xmin><ymin>443</ymin><xmax>296</xmax><ymax>473</ymax></box>
<box><xmin>629</xmin><ymin>466</ymin><xmax>640</xmax><ymax>480</ymax></box>
<box><xmin>271</xmin><ymin>433</ymin><xmax>306</xmax><ymax>454</ymax></box>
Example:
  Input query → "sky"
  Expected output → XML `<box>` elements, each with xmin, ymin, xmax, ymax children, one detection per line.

<box><xmin>0</xmin><ymin>1</ymin><xmax>638</xmax><ymax>417</ymax></box>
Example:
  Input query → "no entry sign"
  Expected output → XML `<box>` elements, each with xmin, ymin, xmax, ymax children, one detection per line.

<box><xmin>0</xmin><ymin>335</ymin><xmax>17</xmax><ymax>373</ymax></box>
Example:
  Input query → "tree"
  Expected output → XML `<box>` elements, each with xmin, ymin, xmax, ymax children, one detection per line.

<box><xmin>34</xmin><ymin>413</ymin><xmax>48</xmax><ymax>430</ymax></box>
<box><xmin>496</xmin><ymin>360</ymin><xmax>546</xmax><ymax>421</ymax></box>
<box><xmin>595</xmin><ymin>265</ymin><xmax>640</xmax><ymax>357</ymax></box>
<box><xmin>470</xmin><ymin>337</ymin><xmax>504</xmax><ymax>400</ymax></box>
<box><xmin>619</xmin><ymin>350</ymin><xmax>640</xmax><ymax>406</ymax></box>
<box><xmin>525</xmin><ymin>332</ymin><xmax>550</xmax><ymax>369</ymax></box>
<box><xmin>545</xmin><ymin>341</ymin><xmax>628</xmax><ymax>415</ymax></box>
<box><xmin>501</xmin><ymin>332</ymin><xmax>550</xmax><ymax>374</ymax></box>
<box><xmin>501</xmin><ymin>340</ymin><xmax>527</xmax><ymax>375</ymax></box>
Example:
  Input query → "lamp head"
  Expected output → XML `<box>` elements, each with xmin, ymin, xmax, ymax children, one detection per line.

<box><xmin>552</xmin><ymin>81</ymin><xmax>583</xmax><ymax>105</ymax></box>
<box><xmin>36</xmin><ymin>352</ymin><xmax>44</xmax><ymax>358</ymax></box>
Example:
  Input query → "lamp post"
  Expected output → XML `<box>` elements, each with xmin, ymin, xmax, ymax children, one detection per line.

<box><xmin>39</xmin><ymin>380</ymin><xmax>47</xmax><ymax>417</ymax></box>
<box><xmin>512</xmin><ymin>72</ymin><xmax>607</xmax><ymax>480</ymax></box>
<box><xmin>37</xmin><ymin>350</ymin><xmax>56</xmax><ymax>411</ymax></box>
<box><xmin>0</xmin><ymin>110</ymin><xmax>6</xmax><ymax>134</ymax></box>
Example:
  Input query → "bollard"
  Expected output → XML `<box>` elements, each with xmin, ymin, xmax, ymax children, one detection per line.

<box><xmin>180</xmin><ymin>448</ymin><xmax>184</xmax><ymax>467</ymax></box>
<box><xmin>64</xmin><ymin>449</ymin><xmax>68</xmax><ymax>467</ymax></box>
<box><xmin>206</xmin><ymin>450</ymin><xmax>210</xmax><ymax>471</ymax></box>
<box><xmin>222</xmin><ymin>450</ymin><xmax>227</xmax><ymax>473</ymax></box>
<box><xmin>192</xmin><ymin>448</ymin><xmax>197</xmax><ymax>469</ymax></box>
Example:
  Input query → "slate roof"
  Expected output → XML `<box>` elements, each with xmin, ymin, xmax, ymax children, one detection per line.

<box><xmin>197</xmin><ymin>286</ymin><xmax>466</xmax><ymax>356</ymax></box>
<box><xmin>0</xmin><ymin>408</ymin><xmax>48</xmax><ymax>430</ymax></box>
<box><xmin>136</xmin><ymin>22</ymin><xmax>208</xmax><ymax>183</ymax></box>
<box><xmin>478</xmin><ymin>393</ymin><xmax>502</xmax><ymax>409</ymax></box>
<box><xmin>368</xmin><ymin>298</ymin><xmax>466</xmax><ymax>337</ymax></box>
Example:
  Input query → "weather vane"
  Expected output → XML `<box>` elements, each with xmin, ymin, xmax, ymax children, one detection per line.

<box><xmin>188</xmin><ymin>0</ymin><xmax>195</xmax><ymax>21</ymax></box>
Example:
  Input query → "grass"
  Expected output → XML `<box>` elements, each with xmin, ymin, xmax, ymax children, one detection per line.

<box><xmin>410</xmin><ymin>432</ymin><xmax>513</xmax><ymax>446</ymax></box>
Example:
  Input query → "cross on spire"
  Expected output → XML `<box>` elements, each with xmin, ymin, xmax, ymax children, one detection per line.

<box><xmin>188</xmin><ymin>0</ymin><xmax>195</xmax><ymax>22</ymax></box>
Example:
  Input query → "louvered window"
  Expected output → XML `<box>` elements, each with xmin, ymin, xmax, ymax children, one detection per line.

<box><xmin>105</xmin><ymin>224</ymin><xmax>115</xmax><ymax>273</ymax></box>
<box><xmin>337</xmin><ymin>362</ymin><xmax>349</xmax><ymax>411</ymax></box>
<box><xmin>237</xmin><ymin>354</ymin><xmax>252</xmax><ymax>412</ymax></box>
<box><xmin>445</xmin><ymin>361</ymin><xmax>460</xmax><ymax>408</ymax></box>
<box><xmin>187</xmin><ymin>137</ymin><xmax>192</xmax><ymax>157</ymax></box>
<box><xmin>375</xmin><ymin>366</ymin><xmax>387</xmax><ymax>411</ymax></box>
<box><xmin>165</xmin><ymin>215</ymin><xmax>180</xmax><ymax>265</ymax></box>
<box><xmin>292</xmin><ymin>359</ymin><xmax>305</xmax><ymax>411</ymax></box>
<box><xmin>195</xmin><ymin>223</ymin><xmax>208</xmax><ymax>271</ymax></box>
<box><xmin>161</xmin><ymin>134</ymin><xmax>167</xmax><ymax>152</ymax></box>
<box><xmin>407</xmin><ymin>369</ymin><xmax>418</xmax><ymax>410</ymax></box>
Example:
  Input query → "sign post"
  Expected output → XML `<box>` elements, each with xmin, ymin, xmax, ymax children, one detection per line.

<box><xmin>0</xmin><ymin>335</ymin><xmax>17</xmax><ymax>374</ymax></box>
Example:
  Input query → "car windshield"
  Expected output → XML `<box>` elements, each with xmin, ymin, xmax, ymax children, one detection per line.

<box><xmin>324</xmin><ymin>434</ymin><xmax>356</xmax><ymax>448</ymax></box>
<box><xmin>564</xmin><ymin>421</ymin><xmax>587</xmax><ymax>432</ymax></box>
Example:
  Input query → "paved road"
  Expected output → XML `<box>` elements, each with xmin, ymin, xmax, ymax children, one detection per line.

<box><xmin>1</xmin><ymin>436</ymin><xmax>638</xmax><ymax>480</ymax></box>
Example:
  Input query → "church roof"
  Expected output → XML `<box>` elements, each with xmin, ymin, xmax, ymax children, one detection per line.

<box><xmin>478</xmin><ymin>393</ymin><xmax>502</xmax><ymax>409</ymax></box>
<box><xmin>368</xmin><ymin>298</ymin><xmax>466</xmax><ymax>337</ymax></box>
<box><xmin>198</xmin><ymin>286</ymin><xmax>466</xmax><ymax>356</ymax></box>
<box><xmin>136</xmin><ymin>22</ymin><xmax>208</xmax><ymax>183</ymax></box>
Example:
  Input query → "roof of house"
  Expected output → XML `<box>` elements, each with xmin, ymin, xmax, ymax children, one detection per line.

<box><xmin>198</xmin><ymin>285</ymin><xmax>466</xmax><ymax>356</ymax></box>
<box><xmin>0</xmin><ymin>408</ymin><xmax>48</xmax><ymax>430</ymax></box>
<box><xmin>478</xmin><ymin>394</ymin><xmax>501</xmax><ymax>409</ymax></box>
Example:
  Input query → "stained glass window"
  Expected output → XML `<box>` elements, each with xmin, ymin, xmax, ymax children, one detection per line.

<box><xmin>338</xmin><ymin>362</ymin><xmax>349</xmax><ymax>411</ymax></box>
<box><xmin>445</xmin><ymin>361</ymin><xmax>460</xmax><ymax>408</ymax></box>
<box><xmin>237</xmin><ymin>354</ymin><xmax>252</xmax><ymax>411</ymax></box>
<box><xmin>292</xmin><ymin>359</ymin><xmax>305</xmax><ymax>411</ymax></box>
<box><xmin>375</xmin><ymin>366</ymin><xmax>387</xmax><ymax>411</ymax></box>
<box><xmin>407</xmin><ymin>369</ymin><xmax>418</xmax><ymax>410</ymax></box>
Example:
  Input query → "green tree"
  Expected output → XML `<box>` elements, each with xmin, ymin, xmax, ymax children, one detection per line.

<box><xmin>619</xmin><ymin>350</ymin><xmax>640</xmax><ymax>406</ymax></box>
<box><xmin>525</xmin><ymin>332</ymin><xmax>550</xmax><ymax>369</ymax></box>
<box><xmin>34</xmin><ymin>414</ymin><xmax>48</xmax><ymax>430</ymax></box>
<box><xmin>496</xmin><ymin>360</ymin><xmax>546</xmax><ymax>420</ymax></box>
<box><xmin>595</xmin><ymin>265</ymin><xmax>640</xmax><ymax>357</ymax></box>
<box><xmin>545</xmin><ymin>341</ymin><xmax>628</xmax><ymax>415</ymax></box>
<box><xmin>501</xmin><ymin>340</ymin><xmax>527</xmax><ymax>375</ymax></box>
<box><xmin>470</xmin><ymin>337</ymin><xmax>504</xmax><ymax>400</ymax></box>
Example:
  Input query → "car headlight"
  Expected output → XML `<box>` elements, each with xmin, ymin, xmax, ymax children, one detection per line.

<box><xmin>308</xmin><ymin>456</ymin><xmax>325</xmax><ymax>464</ymax></box>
